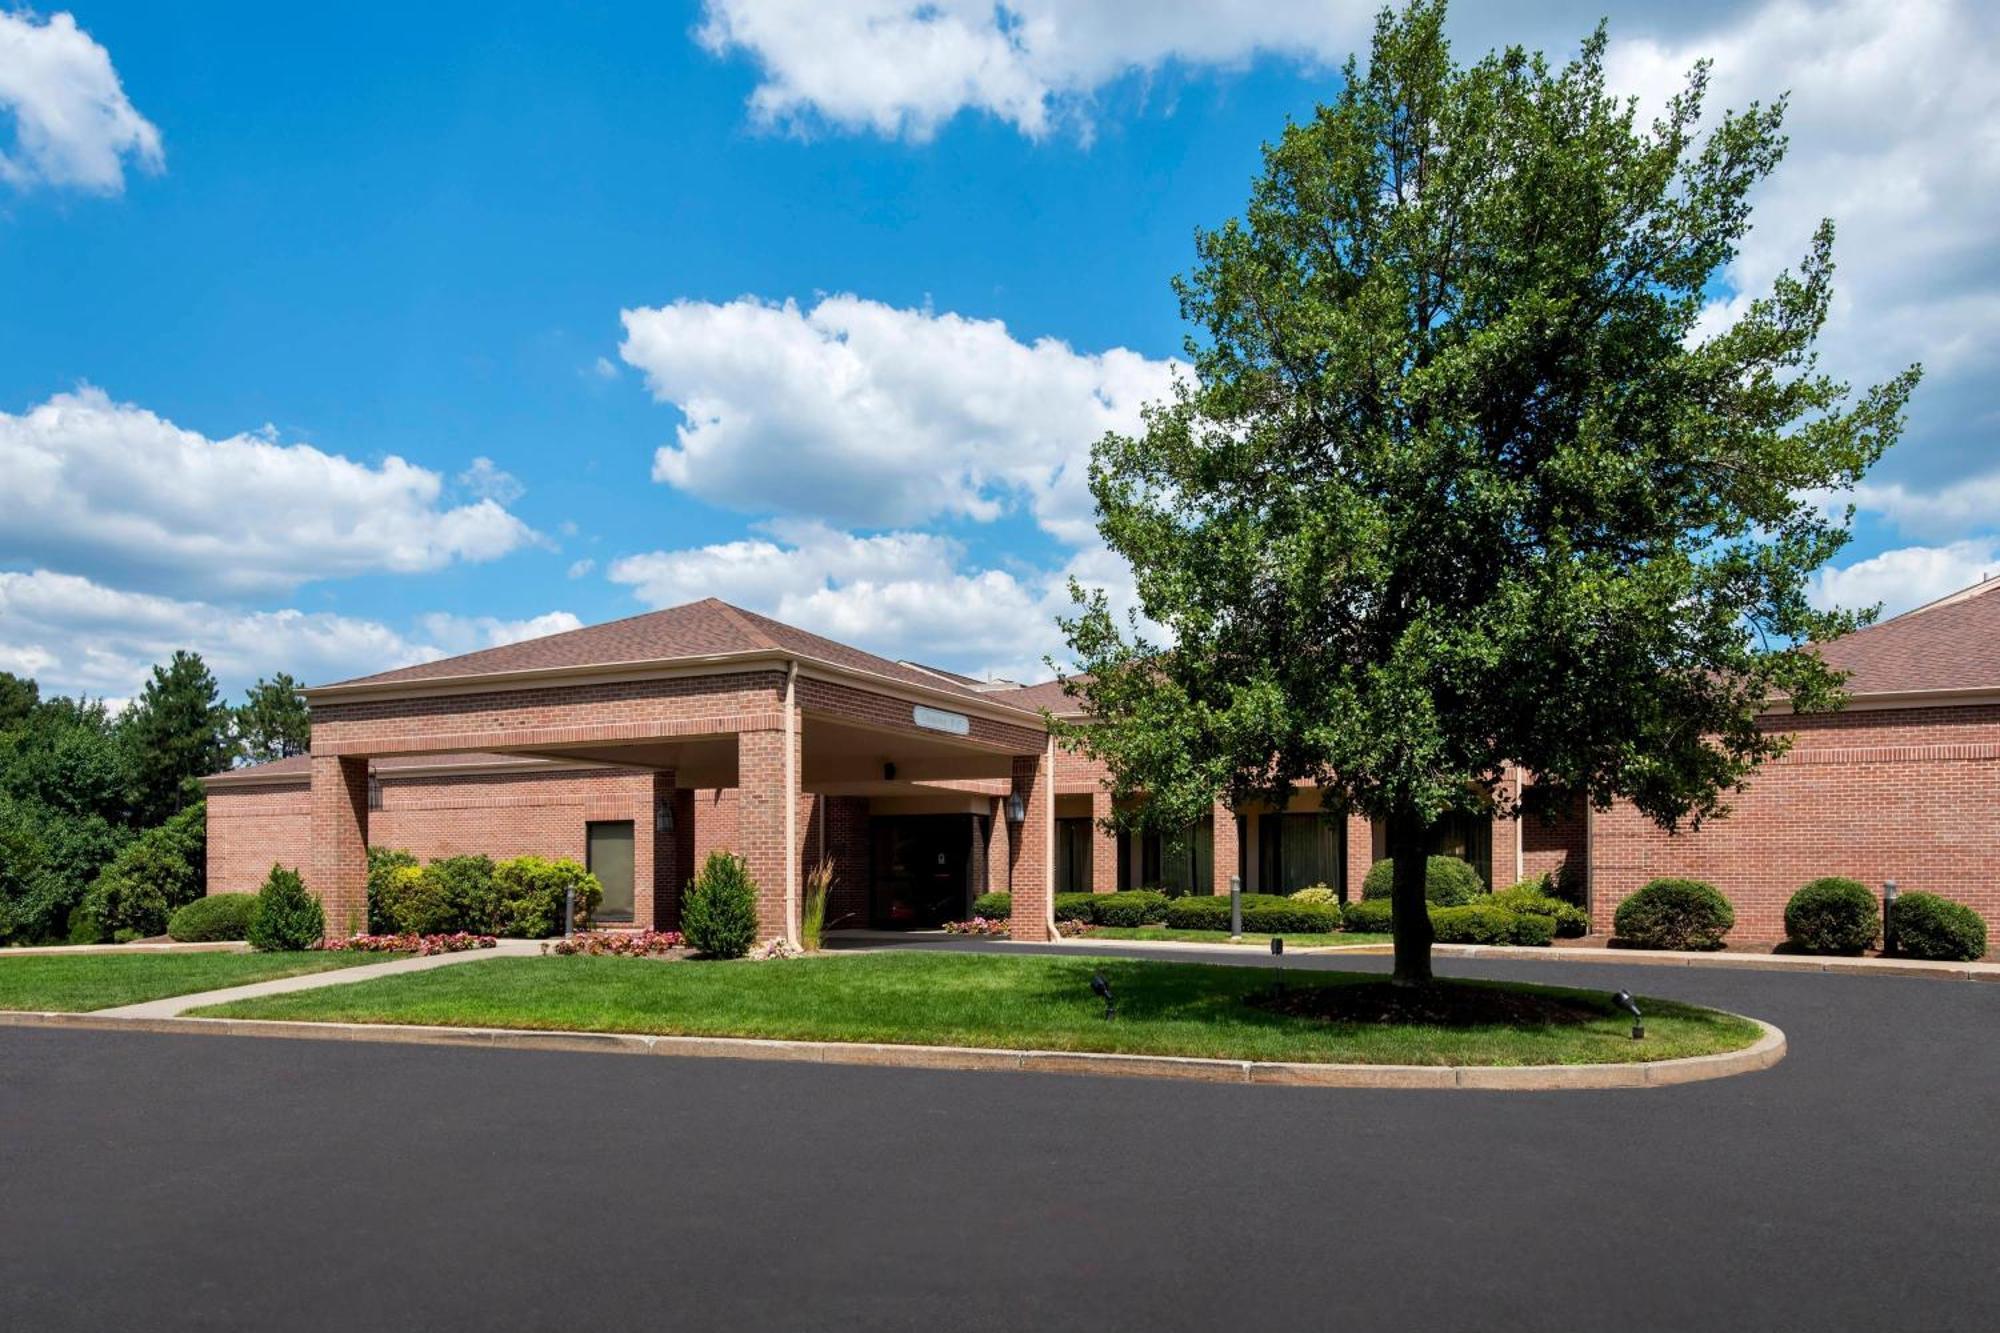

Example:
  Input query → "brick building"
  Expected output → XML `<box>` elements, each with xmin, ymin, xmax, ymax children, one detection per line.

<box><xmin>205</xmin><ymin>582</ymin><xmax>2000</xmax><ymax>944</ymax></box>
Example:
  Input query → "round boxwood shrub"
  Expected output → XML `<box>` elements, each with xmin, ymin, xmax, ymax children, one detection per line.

<box><xmin>1784</xmin><ymin>877</ymin><xmax>1881</xmax><ymax>954</ymax></box>
<box><xmin>1613</xmin><ymin>878</ymin><xmax>1734</xmax><ymax>951</ymax></box>
<box><xmin>1091</xmin><ymin>890</ymin><xmax>1169</xmax><ymax>927</ymax></box>
<box><xmin>1053</xmin><ymin>892</ymin><xmax>1098</xmax><ymax>923</ymax></box>
<box><xmin>682</xmin><ymin>851</ymin><xmax>758</xmax><ymax>958</ymax></box>
<box><xmin>971</xmin><ymin>890</ymin><xmax>1012</xmax><ymax>920</ymax></box>
<box><xmin>1289</xmin><ymin>885</ymin><xmax>1337</xmax><ymax>907</ymax></box>
<box><xmin>1489</xmin><ymin>885</ymin><xmax>1591</xmax><ymax>938</ymax></box>
<box><xmin>1360</xmin><ymin>855</ymin><xmax>1483</xmax><ymax>906</ymax></box>
<box><xmin>245</xmin><ymin>864</ymin><xmax>324</xmax><ymax>951</ymax></box>
<box><xmin>1165</xmin><ymin>895</ymin><xmax>1231</xmax><ymax>930</ymax></box>
<box><xmin>1342</xmin><ymin>899</ymin><xmax>1395</xmax><ymax>933</ymax></box>
<box><xmin>494</xmin><ymin>856</ymin><xmax>603</xmax><ymax>938</ymax></box>
<box><xmin>167</xmin><ymin>893</ymin><xmax>258</xmax><ymax>942</ymax></box>
<box><xmin>1887</xmin><ymin>891</ymin><xmax>1987</xmax><ymax>961</ymax></box>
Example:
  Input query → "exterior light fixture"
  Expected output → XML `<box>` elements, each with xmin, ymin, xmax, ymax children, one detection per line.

<box><xmin>1006</xmin><ymin>793</ymin><xmax>1027</xmax><ymax>824</ymax></box>
<box><xmin>654</xmin><ymin>796</ymin><xmax>674</xmax><ymax>834</ymax></box>
<box><xmin>1883</xmin><ymin>879</ymin><xmax>1898</xmax><ymax>955</ymax></box>
<box><xmin>366</xmin><ymin>774</ymin><xmax>382</xmax><ymax>811</ymax></box>
<box><xmin>1271</xmin><ymin>935</ymin><xmax>1286</xmax><ymax>996</ymax></box>
<box><xmin>1090</xmin><ymin>971</ymin><xmax>1116</xmax><ymax>1020</ymax></box>
<box><xmin>1230</xmin><ymin>874</ymin><xmax>1243</xmax><ymax>939</ymax></box>
<box><xmin>1613</xmin><ymin>988</ymin><xmax>1644</xmax><ymax>1040</ymax></box>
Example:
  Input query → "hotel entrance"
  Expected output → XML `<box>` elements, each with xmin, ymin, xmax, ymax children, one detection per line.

<box><xmin>869</xmin><ymin>814</ymin><xmax>975</xmax><ymax>926</ymax></box>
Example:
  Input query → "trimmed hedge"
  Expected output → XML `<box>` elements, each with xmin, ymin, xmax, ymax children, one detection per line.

<box><xmin>1784</xmin><ymin>877</ymin><xmax>1881</xmax><ymax>954</ymax></box>
<box><xmin>1342</xmin><ymin>899</ymin><xmax>1395</xmax><ymax>933</ymax></box>
<box><xmin>682</xmin><ymin>851</ymin><xmax>758</xmax><ymax>958</ymax></box>
<box><xmin>1053</xmin><ymin>892</ymin><xmax>1098</xmax><ymax>923</ymax></box>
<box><xmin>1888</xmin><ymin>891</ymin><xmax>1987</xmax><ymax>962</ymax></box>
<box><xmin>1092</xmin><ymin>890</ymin><xmax>1169</xmax><ymax>926</ymax></box>
<box><xmin>1242</xmin><ymin>899</ymin><xmax>1339</xmax><ymax>933</ymax></box>
<box><xmin>1166</xmin><ymin>895</ymin><xmax>1232</xmax><ymax>930</ymax></box>
<box><xmin>1360</xmin><ymin>855</ymin><xmax>1483</xmax><ymax>906</ymax></box>
<box><xmin>971</xmin><ymin>890</ymin><xmax>1012</xmax><ymax>920</ymax></box>
<box><xmin>1430</xmin><ymin>902</ymin><xmax>1555</xmax><ymax>946</ymax></box>
<box><xmin>245</xmin><ymin>864</ymin><xmax>323</xmax><ymax>951</ymax></box>
<box><xmin>1613</xmin><ymin>878</ymin><xmax>1734</xmax><ymax>951</ymax></box>
<box><xmin>1490</xmin><ymin>885</ymin><xmax>1591</xmax><ymax>938</ymax></box>
<box><xmin>166</xmin><ymin>892</ymin><xmax>258</xmax><ymax>942</ymax></box>
<box><xmin>1289</xmin><ymin>885</ymin><xmax>1338</xmax><ymax>906</ymax></box>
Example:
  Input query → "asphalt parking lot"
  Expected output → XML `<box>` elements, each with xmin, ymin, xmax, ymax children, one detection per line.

<box><xmin>2</xmin><ymin>945</ymin><xmax>1994</xmax><ymax>1331</ymax></box>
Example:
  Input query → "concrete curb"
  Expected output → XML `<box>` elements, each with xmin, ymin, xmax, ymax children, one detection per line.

<box><xmin>0</xmin><ymin>1009</ymin><xmax>1785</xmax><ymax>1091</ymax></box>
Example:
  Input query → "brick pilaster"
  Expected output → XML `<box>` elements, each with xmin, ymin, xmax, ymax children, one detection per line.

<box><xmin>985</xmin><ymin>799</ymin><xmax>1010</xmax><ymax>895</ymax></box>
<box><xmin>736</xmin><ymin>727</ymin><xmax>799</xmax><ymax>944</ymax></box>
<box><xmin>309</xmin><ymin>754</ymin><xmax>370</xmax><ymax>941</ymax></box>
<box><xmin>1211</xmin><ymin>799</ymin><xmax>1239</xmax><ymax>896</ymax></box>
<box><xmin>1090</xmin><ymin>788</ymin><xmax>1118</xmax><ymax>894</ymax></box>
<box><xmin>1010</xmin><ymin>744</ymin><xmax>1054</xmax><ymax>941</ymax></box>
<box><xmin>1346</xmin><ymin>811</ymin><xmax>1375</xmax><ymax>897</ymax></box>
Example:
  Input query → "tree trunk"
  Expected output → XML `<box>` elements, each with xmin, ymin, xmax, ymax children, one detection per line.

<box><xmin>1387</xmin><ymin>804</ymin><xmax>1433</xmax><ymax>986</ymax></box>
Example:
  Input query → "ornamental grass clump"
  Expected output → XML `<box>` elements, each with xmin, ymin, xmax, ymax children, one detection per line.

<box><xmin>1783</xmin><ymin>877</ymin><xmax>1881</xmax><ymax>954</ymax></box>
<box><xmin>682</xmin><ymin>851</ymin><xmax>758</xmax><ymax>959</ymax></box>
<box><xmin>245</xmin><ymin>864</ymin><xmax>324</xmax><ymax>952</ymax></box>
<box><xmin>800</xmin><ymin>858</ymin><xmax>835</xmax><ymax>951</ymax></box>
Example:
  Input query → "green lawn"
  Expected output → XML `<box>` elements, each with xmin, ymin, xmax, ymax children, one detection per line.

<box><xmin>1085</xmin><ymin>926</ymin><xmax>1392</xmax><ymax>948</ymax></box>
<box><xmin>193</xmin><ymin>952</ymin><xmax>1760</xmax><ymax>1066</ymax></box>
<box><xmin>0</xmin><ymin>952</ymin><xmax>398</xmax><ymax>1012</ymax></box>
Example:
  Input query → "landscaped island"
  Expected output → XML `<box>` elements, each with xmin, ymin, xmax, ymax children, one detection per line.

<box><xmin>191</xmin><ymin>952</ymin><xmax>1762</xmax><ymax>1067</ymax></box>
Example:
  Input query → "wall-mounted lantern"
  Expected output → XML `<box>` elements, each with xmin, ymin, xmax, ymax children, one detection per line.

<box><xmin>655</xmin><ymin>796</ymin><xmax>675</xmax><ymax>834</ymax></box>
<box><xmin>1006</xmin><ymin>793</ymin><xmax>1027</xmax><ymax>824</ymax></box>
<box><xmin>367</xmin><ymin>774</ymin><xmax>382</xmax><ymax>812</ymax></box>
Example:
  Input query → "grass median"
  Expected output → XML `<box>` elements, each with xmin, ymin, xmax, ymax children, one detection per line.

<box><xmin>0</xmin><ymin>951</ymin><xmax>400</xmax><ymax>1012</ymax></box>
<box><xmin>192</xmin><ymin>952</ymin><xmax>1760</xmax><ymax>1066</ymax></box>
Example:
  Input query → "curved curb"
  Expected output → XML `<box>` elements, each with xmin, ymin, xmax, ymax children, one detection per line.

<box><xmin>0</xmin><ymin>1010</ymin><xmax>1785</xmax><ymax>1091</ymax></box>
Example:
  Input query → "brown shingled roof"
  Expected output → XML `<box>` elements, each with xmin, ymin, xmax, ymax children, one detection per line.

<box><xmin>317</xmin><ymin>598</ymin><xmax>1036</xmax><ymax>712</ymax></box>
<box><xmin>993</xmin><ymin>676</ymin><xmax>1090</xmax><ymax>716</ymax></box>
<box><xmin>1816</xmin><ymin>577</ymin><xmax>2000</xmax><ymax>696</ymax></box>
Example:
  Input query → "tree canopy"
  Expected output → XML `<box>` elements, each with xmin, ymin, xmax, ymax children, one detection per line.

<box><xmin>120</xmin><ymin>650</ymin><xmax>232</xmax><ymax>827</ymax></box>
<box><xmin>1058</xmin><ymin>1</ymin><xmax>1918</xmax><ymax>983</ymax></box>
<box><xmin>234</xmin><ymin>673</ymin><xmax>311</xmax><ymax>764</ymax></box>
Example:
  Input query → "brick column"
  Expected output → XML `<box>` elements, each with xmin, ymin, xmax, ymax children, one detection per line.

<box><xmin>309</xmin><ymin>754</ymin><xmax>369</xmax><ymax>941</ymax></box>
<box><xmin>1090</xmin><ymin>788</ymin><xmax>1118</xmax><ymax>894</ymax></box>
<box><xmin>1211</xmin><ymin>800</ymin><xmax>1239</xmax><ymax>895</ymax></box>
<box><xmin>985</xmin><ymin>799</ymin><xmax>1010</xmax><ymax>895</ymax></box>
<box><xmin>1010</xmin><ymin>743</ymin><xmax>1054</xmax><ymax>941</ymax></box>
<box><xmin>737</xmin><ymin>726</ymin><xmax>799</xmax><ymax>944</ymax></box>
<box><xmin>1346</xmin><ymin>811</ymin><xmax>1375</xmax><ymax>898</ymax></box>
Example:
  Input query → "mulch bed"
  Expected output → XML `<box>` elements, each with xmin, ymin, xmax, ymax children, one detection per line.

<box><xmin>1248</xmin><ymin>980</ymin><xmax>1603</xmax><ymax>1027</ymax></box>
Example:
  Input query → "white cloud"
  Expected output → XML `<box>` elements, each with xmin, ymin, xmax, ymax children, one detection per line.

<box><xmin>566</xmin><ymin>558</ymin><xmax>595</xmax><ymax>579</ymax></box>
<box><xmin>607</xmin><ymin>520</ymin><xmax>1149</xmax><ymax>681</ymax></box>
<box><xmin>0</xmin><ymin>387</ymin><xmax>538</xmax><ymax>596</ymax></box>
<box><xmin>589</xmin><ymin>355</ymin><xmax>619</xmax><ymax>380</ymax></box>
<box><xmin>1808</xmin><ymin>540</ymin><xmax>2000</xmax><ymax>618</ymax></box>
<box><xmin>456</xmin><ymin>456</ymin><xmax>525</xmax><ymax>505</ymax></box>
<box><xmin>619</xmin><ymin>293</ymin><xmax>1179</xmax><ymax>542</ymax></box>
<box><xmin>0</xmin><ymin>569</ymin><xmax>583</xmax><ymax>700</ymax></box>
<box><xmin>0</xmin><ymin>9</ymin><xmax>162</xmax><ymax>193</ymax></box>
<box><xmin>696</xmin><ymin>0</ymin><xmax>1372</xmax><ymax>140</ymax></box>
<box><xmin>1604</xmin><ymin>0</ymin><xmax>2000</xmax><ymax>489</ymax></box>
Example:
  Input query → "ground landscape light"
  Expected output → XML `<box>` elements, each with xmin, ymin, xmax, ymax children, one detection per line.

<box><xmin>1613</xmin><ymin>989</ymin><xmax>1644</xmax><ymax>1040</ymax></box>
<box><xmin>1090</xmin><ymin>971</ymin><xmax>1116</xmax><ymax>1020</ymax></box>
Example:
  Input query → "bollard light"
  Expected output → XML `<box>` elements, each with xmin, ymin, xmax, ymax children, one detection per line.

<box><xmin>1271</xmin><ymin>936</ymin><xmax>1286</xmax><ymax>997</ymax></box>
<box><xmin>1230</xmin><ymin>874</ymin><xmax>1243</xmax><ymax>939</ymax></box>
<box><xmin>1883</xmin><ymin>879</ymin><xmax>1898</xmax><ymax>956</ymax></box>
<box><xmin>1613</xmin><ymin>988</ymin><xmax>1644</xmax><ymax>1040</ymax></box>
<box><xmin>1090</xmin><ymin>971</ymin><xmax>1116</xmax><ymax>1020</ymax></box>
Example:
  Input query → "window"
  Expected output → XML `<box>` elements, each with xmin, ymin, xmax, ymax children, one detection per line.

<box><xmin>1259</xmin><ymin>812</ymin><xmax>1345</xmax><ymax>898</ymax></box>
<box><xmin>1139</xmin><ymin>818</ymin><xmax>1214</xmax><ymax>895</ymax></box>
<box><xmin>1054</xmin><ymin>818</ymin><xmax>1094</xmax><ymax>893</ymax></box>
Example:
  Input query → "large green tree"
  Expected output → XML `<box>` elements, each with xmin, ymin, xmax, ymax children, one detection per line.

<box><xmin>233</xmin><ymin>672</ymin><xmax>311</xmax><ymax>764</ymax></box>
<box><xmin>119</xmin><ymin>651</ymin><xmax>232</xmax><ymax>826</ymax></box>
<box><xmin>1059</xmin><ymin>2</ymin><xmax>1918</xmax><ymax>984</ymax></box>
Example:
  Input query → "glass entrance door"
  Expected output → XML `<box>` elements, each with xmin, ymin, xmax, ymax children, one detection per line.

<box><xmin>587</xmin><ymin>820</ymin><xmax>635</xmax><ymax>923</ymax></box>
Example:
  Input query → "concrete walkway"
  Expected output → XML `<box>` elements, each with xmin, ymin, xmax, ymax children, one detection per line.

<box><xmin>94</xmin><ymin>938</ymin><xmax>543</xmax><ymax>1018</ymax></box>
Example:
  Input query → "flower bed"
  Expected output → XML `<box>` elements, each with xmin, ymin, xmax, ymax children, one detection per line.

<box><xmin>544</xmin><ymin>929</ymin><xmax>685</xmax><ymax>957</ymax></box>
<box><xmin>321</xmin><ymin>932</ymin><xmax>497</xmax><ymax>956</ymax></box>
<box><xmin>943</xmin><ymin>915</ymin><xmax>1009</xmax><ymax>936</ymax></box>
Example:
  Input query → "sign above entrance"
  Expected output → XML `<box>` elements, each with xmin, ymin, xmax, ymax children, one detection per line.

<box><xmin>912</xmin><ymin>705</ymin><xmax>970</xmax><ymax>736</ymax></box>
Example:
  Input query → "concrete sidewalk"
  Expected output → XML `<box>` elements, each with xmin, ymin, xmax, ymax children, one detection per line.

<box><xmin>94</xmin><ymin>939</ymin><xmax>544</xmax><ymax>1018</ymax></box>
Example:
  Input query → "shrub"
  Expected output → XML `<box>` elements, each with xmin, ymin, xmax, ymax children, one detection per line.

<box><xmin>425</xmin><ymin>854</ymin><xmax>501</xmax><ymax>933</ymax></box>
<box><xmin>971</xmin><ymin>890</ymin><xmax>1013</xmax><ymax>920</ymax></box>
<box><xmin>1242</xmin><ymin>899</ymin><xmax>1339</xmax><ymax>933</ymax></box>
<box><xmin>1289</xmin><ymin>885</ymin><xmax>1338</xmax><ymax>906</ymax></box>
<box><xmin>72</xmin><ymin>803</ymin><xmax>207</xmax><ymax>942</ymax></box>
<box><xmin>1613</xmin><ymin>878</ymin><xmax>1734</xmax><ymax>951</ymax></box>
<box><xmin>167</xmin><ymin>893</ymin><xmax>258</xmax><ymax>942</ymax></box>
<box><xmin>1342</xmin><ymin>899</ymin><xmax>1395</xmax><ymax>932</ymax></box>
<box><xmin>1887</xmin><ymin>892</ymin><xmax>1987</xmax><ymax>961</ymax></box>
<box><xmin>1166</xmin><ymin>895</ymin><xmax>1232</xmax><ymax>930</ymax></box>
<box><xmin>1053</xmin><ymin>892</ymin><xmax>1098</xmax><ymax>923</ymax></box>
<box><xmin>682</xmin><ymin>851</ymin><xmax>757</xmax><ymax>958</ymax></box>
<box><xmin>1489</xmin><ymin>885</ymin><xmax>1591</xmax><ymax>938</ymax></box>
<box><xmin>375</xmin><ymin>863</ymin><xmax>449</xmax><ymax>935</ymax></box>
<box><xmin>245</xmin><ymin>864</ymin><xmax>324</xmax><ymax>951</ymax></box>
<box><xmin>1430</xmin><ymin>902</ymin><xmax>1555</xmax><ymax>946</ymax></box>
<box><xmin>365</xmin><ymin>847</ymin><xmax>418</xmax><ymax>933</ymax></box>
<box><xmin>1091</xmin><ymin>890</ymin><xmax>1169</xmax><ymax>926</ymax></box>
<box><xmin>800</xmin><ymin>859</ymin><xmax>835</xmax><ymax>951</ymax></box>
<box><xmin>1360</xmin><ymin>855</ymin><xmax>1483</xmax><ymax>906</ymax></box>
<box><xmin>1784</xmin><ymin>877</ymin><xmax>1881</xmax><ymax>954</ymax></box>
<box><xmin>493</xmin><ymin>856</ymin><xmax>602</xmax><ymax>938</ymax></box>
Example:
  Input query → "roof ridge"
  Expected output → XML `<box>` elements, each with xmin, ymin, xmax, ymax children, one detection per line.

<box><xmin>1845</xmin><ymin>573</ymin><xmax>2000</xmax><ymax>636</ymax></box>
<box><xmin>706</xmin><ymin>598</ymin><xmax>782</xmax><ymax>651</ymax></box>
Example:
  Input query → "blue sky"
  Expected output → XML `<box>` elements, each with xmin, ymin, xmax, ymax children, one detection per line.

<box><xmin>2</xmin><ymin>1</ymin><xmax>1997</xmax><ymax>702</ymax></box>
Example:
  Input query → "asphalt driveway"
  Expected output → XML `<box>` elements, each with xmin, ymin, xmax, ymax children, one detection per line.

<box><xmin>1</xmin><ymin>947</ymin><xmax>1994</xmax><ymax>1331</ymax></box>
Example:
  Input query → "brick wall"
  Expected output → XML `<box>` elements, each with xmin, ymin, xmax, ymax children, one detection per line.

<box><xmin>207</xmin><ymin>783</ymin><xmax>312</xmax><ymax>893</ymax></box>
